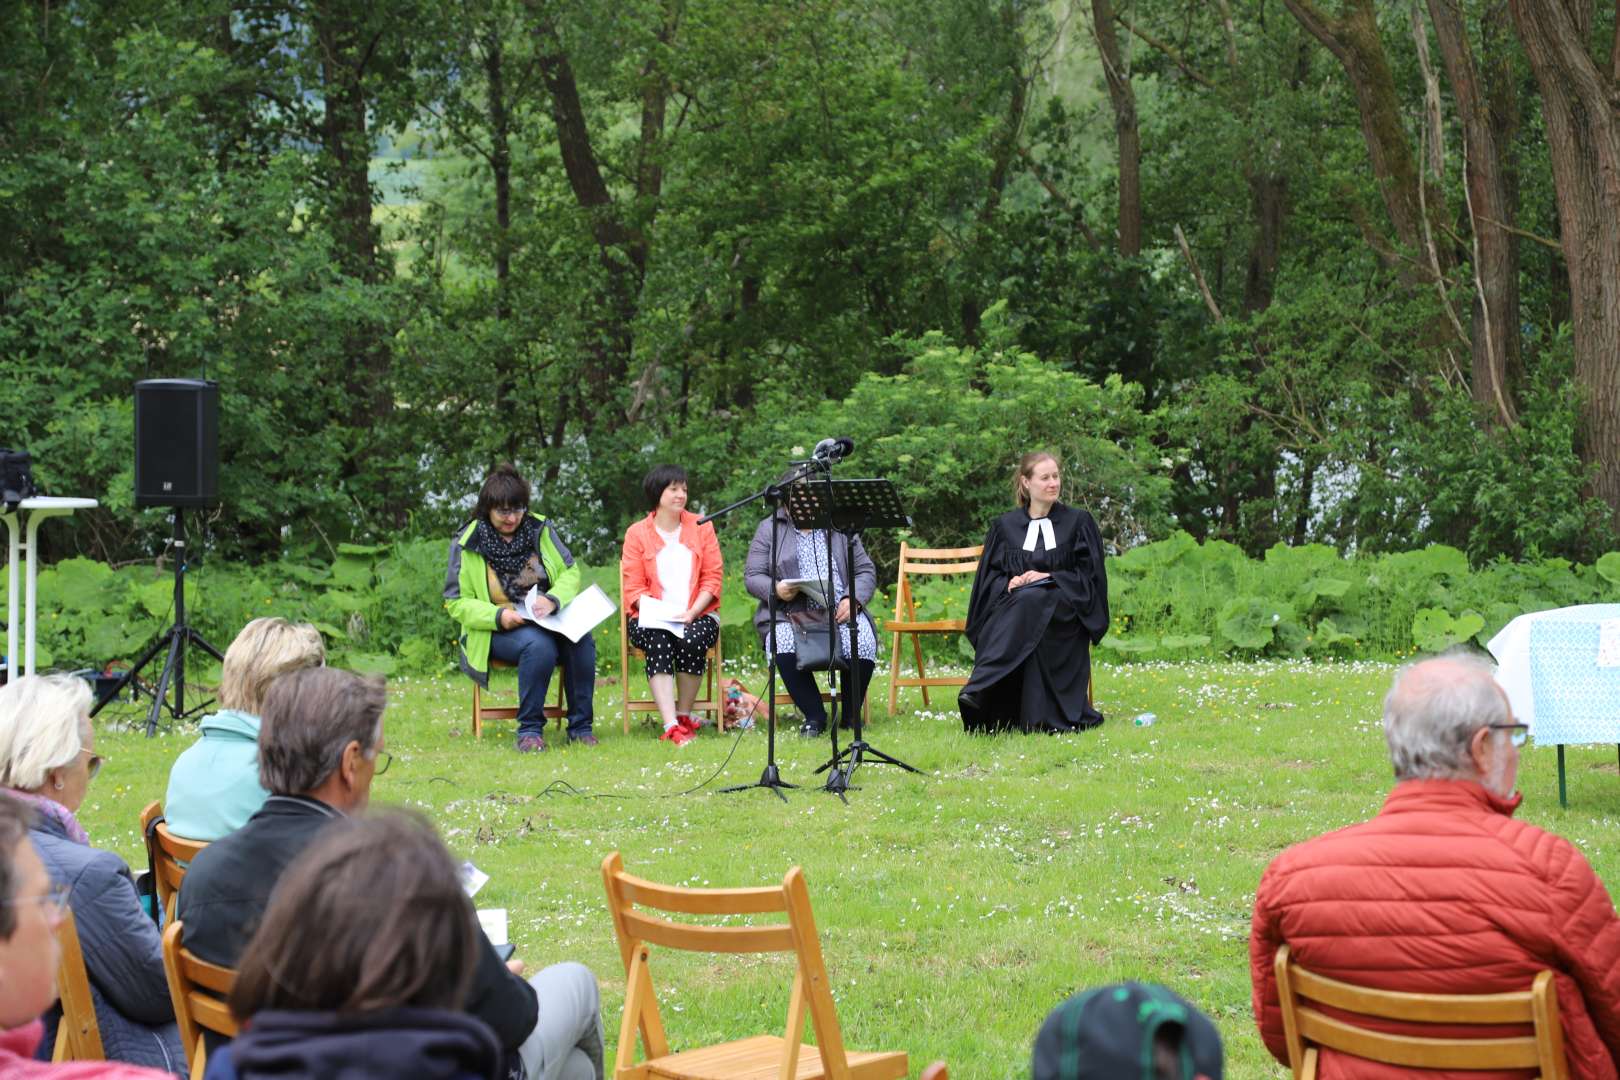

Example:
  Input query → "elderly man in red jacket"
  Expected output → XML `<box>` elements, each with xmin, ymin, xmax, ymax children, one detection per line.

<box><xmin>1251</xmin><ymin>653</ymin><xmax>1620</xmax><ymax>1079</ymax></box>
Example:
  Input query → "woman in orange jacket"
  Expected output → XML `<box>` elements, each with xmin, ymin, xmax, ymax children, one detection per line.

<box><xmin>621</xmin><ymin>465</ymin><xmax>723</xmax><ymax>747</ymax></box>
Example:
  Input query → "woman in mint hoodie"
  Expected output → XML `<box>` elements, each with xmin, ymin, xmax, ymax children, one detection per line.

<box><xmin>164</xmin><ymin>618</ymin><xmax>325</xmax><ymax>841</ymax></box>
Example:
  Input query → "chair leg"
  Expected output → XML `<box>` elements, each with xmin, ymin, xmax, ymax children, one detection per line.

<box><xmin>911</xmin><ymin>632</ymin><xmax>930</xmax><ymax>708</ymax></box>
<box><xmin>472</xmin><ymin>682</ymin><xmax>483</xmax><ymax>739</ymax></box>
<box><xmin>888</xmin><ymin>632</ymin><xmax>901</xmax><ymax>715</ymax></box>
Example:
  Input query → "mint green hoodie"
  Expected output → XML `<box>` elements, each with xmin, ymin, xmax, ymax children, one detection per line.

<box><xmin>163</xmin><ymin>709</ymin><xmax>271</xmax><ymax>841</ymax></box>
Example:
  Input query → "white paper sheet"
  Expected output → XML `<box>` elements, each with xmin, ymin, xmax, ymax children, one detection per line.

<box><xmin>476</xmin><ymin>908</ymin><xmax>508</xmax><ymax>946</ymax></box>
<box><xmin>521</xmin><ymin>583</ymin><xmax>616</xmax><ymax>643</ymax></box>
<box><xmin>779</xmin><ymin>577</ymin><xmax>830</xmax><ymax>606</ymax></box>
<box><xmin>636</xmin><ymin>594</ymin><xmax>687</xmax><ymax>635</ymax></box>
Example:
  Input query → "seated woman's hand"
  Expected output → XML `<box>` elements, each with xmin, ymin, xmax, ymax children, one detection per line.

<box><xmin>498</xmin><ymin>606</ymin><xmax>525</xmax><ymax>630</ymax></box>
<box><xmin>529</xmin><ymin>594</ymin><xmax>557</xmax><ymax>618</ymax></box>
<box><xmin>834</xmin><ymin>597</ymin><xmax>852</xmax><ymax>623</ymax></box>
<box><xmin>776</xmin><ymin>581</ymin><xmax>801</xmax><ymax>602</ymax></box>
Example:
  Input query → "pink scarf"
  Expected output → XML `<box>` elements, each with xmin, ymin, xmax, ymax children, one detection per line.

<box><xmin>2</xmin><ymin>787</ymin><xmax>90</xmax><ymax>845</ymax></box>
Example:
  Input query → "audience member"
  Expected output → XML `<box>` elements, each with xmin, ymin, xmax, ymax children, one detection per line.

<box><xmin>164</xmin><ymin>617</ymin><xmax>325</xmax><ymax>841</ymax></box>
<box><xmin>205</xmin><ymin>810</ymin><xmax>502</xmax><ymax>1080</ymax></box>
<box><xmin>177</xmin><ymin>667</ymin><xmax>603</xmax><ymax>1080</ymax></box>
<box><xmin>1031</xmin><ymin>981</ymin><xmax>1223</xmax><ymax>1080</ymax></box>
<box><xmin>0</xmin><ymin>674</ymin><xmax>182</xmax><ymax>1072</ymax></box>
<box><xmin>0</xmin><ymin>797</ymin><xmax>172</xmax><ymax>1079</ymax></box>
<box><xmin>1251</xmin><ymin>654</ymin><xmax>1620</xmax><ymax>1078</ymax></box>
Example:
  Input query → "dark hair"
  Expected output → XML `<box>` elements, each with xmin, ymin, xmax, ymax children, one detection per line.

<box><xmin>0</xmin><ymin>797</ymin><xmax>33</xmax><ymax>939</ymax></box>
<box><xmin>474</xmin><ymin>463</ymin><xmax>531</xmax><ymax>523</ymax></box>
<box><xmin>1012</xmin><ymin>451</ymin><xmax>1060</xmax><ymax>509</ymax></box>
<box><xmin>258</xmin><ymin>667</ymin><xmax>386</xmax><ymax>794</ymax></box>
<box><xmin>229</xmin><ymin>810</ymin><xmax>480</xmax><ymax>1018</ymax></box>
<box><xmin>642</xmin><ymin>464</ymin><xmax>688</xmax><ymax>512</ymax></box>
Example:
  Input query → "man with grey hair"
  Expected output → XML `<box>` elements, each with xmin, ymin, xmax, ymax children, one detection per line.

<box><xmin>177</xmin><ymin>667</ymin><xmax>603</xmax><ymax>1080</ymax></box>
<box><xmin>1249</xmin><ymin>654</ymin><xmax>1620</xmax><ymax>1078</ymax></box>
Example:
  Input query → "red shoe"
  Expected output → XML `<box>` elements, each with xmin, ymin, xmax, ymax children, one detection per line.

<box><xmin>661</xmin><ymin>723</ymin><xmax>697</xmax><ymax>747</ymax></box>
<box><xmin>677</xmin><ymin>713</ymin><xmax>703</xmax><ymax>736</ymax></box>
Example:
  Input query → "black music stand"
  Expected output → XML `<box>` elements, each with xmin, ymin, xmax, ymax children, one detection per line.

<box><xmin>784</xmin><ymin>478</ymin><xmax>921</xmax><ymax>793</ymax></box>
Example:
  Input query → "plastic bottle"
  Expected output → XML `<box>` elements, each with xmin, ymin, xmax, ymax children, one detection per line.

<box><xmin>1133</xmin><ymin>712</ymin><xmax>1157</xmax><ymax>727</ymax></box>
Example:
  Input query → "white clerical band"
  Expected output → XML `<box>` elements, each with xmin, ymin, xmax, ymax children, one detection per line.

<box><xmin>1022</xmin><ymin>518</ymin><xmax>1055</xmax><ymax>552</ymax></box>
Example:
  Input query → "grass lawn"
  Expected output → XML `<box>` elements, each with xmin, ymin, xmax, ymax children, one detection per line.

<box><xmin>78</xmin><ymin>660</ymin><xmax>1620</xmax><ymax>1079</ymax></box>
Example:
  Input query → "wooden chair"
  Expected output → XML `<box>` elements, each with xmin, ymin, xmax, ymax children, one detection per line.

<box><xmin>1274</xmin><ymin>944</ymin><xmax>1570</xmax><ymax>1079</ymax></box>
<box><xmin>469</xmin><ymin>656</ymin><xmax>568</xmax><ymax>738</ymax></box>
<box><xmin>602</xmin><ymin>851</ymin><xmax>908</xmax><ymax>1080</ymax></box>
<box><xmin>919</xmin><ymin>1063</ymin><xmax>947</xmax><ymax>1080</ymax></box>
<box><xmin>51</xmin><ymin>908</ymin><xmax>104</xmax><ymax>1062</ymax></box>
<box><xmin>163</xmin><ymin>920</ymin><xmax>239</xmax><ymax>1080</ymax></box>
<box><xmin>886</xmin><ymin>543</ymin><xmax>982</xmax><ymax>714</ymax></box>
<box><xmin>619</xmin><ymin>604</ymin><xmax>724</xmax><ymax>735</ymax></box>
<box><xmin>141</xmin><ymin>801</ymin><xmax>207</xmax><ymax>921</ymax></box>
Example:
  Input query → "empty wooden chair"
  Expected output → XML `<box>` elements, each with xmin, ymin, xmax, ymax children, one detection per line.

<box><xmin>51</xmin><ymin>908</ymin><xmax>104</xmax><ymax>1062</ymax></box>
<box><xmin>1274</xmin><ymin>944</ymin><xmax>1569</xmax><ymax>1079</ymax></box>
<box><xmin>619</xmin><ymin>604</ymin><xmax>725</xmax><ymax>735</ymax></box>
<box><xmin>163</xmin><ymin>920</ymin><xmax>239</xmax><ymax>1080</ymax></box>
<box><xmin>141</xmin><ymin>801</ymin><xmax>207</xmax><ymax>922</ymax></box>
<box><xmin>886</xmin><ymin>542</ymin><xmax>982</xmax><ymax>714</ymax></box>
<box><xmin>468</xmin><ymin>656</ymin><xmax>568</xmax><ymax>738</ymax></box>
<box><xmin>602</xmin><ymin>851</ymin><xmax>907</xmax><ymax>1080</ymax></box>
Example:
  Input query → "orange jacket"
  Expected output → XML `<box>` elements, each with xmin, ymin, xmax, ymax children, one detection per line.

<box><xmin>620</xmin><ymin>510</ymin><xmax>723</xmax><ymax>618</ymax></box>
<box><xmin>1251</xmin><ymin>779</ymin><xmax>1620</xmax><ymax>1080</ymax></box>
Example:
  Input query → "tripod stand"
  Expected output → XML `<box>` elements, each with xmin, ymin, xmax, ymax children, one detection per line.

<box><xmin>782</xmin><ymin>477</ymin><xmax>922</xmax><ymax>794</ymax></box>
<box><xmin>703</xmin><ymin>458</ymin><xmax>829</xmax><ymax>800</ymax></box>
<box><xmin>90</xmin><ymin>509</ymin><xmax>223</xmax><ymax>737</ymax></box>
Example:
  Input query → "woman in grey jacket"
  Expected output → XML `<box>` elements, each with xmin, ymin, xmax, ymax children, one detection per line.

<box><xmin>0</xmin><ymin>674</ymin><xmax>182</xmax><ymax>1073</ymax></box>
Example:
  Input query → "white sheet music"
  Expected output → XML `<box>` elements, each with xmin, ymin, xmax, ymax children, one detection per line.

<box><xmin>521</xmin><ymin>583</ymin><xmax>616</xmax><ymax>643</ymax></box>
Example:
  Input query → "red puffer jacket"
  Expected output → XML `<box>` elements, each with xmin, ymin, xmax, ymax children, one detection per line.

<box><xmin>1251</xmin><ymin>779</ymin><xmax>1620</xmax><ymax>1080</ymax></box>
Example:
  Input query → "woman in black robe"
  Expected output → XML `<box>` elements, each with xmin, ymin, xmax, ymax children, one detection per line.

<box><xmin>959</xmin><ymin>451</ymin><xmax>1109</xmax><ymax>733</ymax></box>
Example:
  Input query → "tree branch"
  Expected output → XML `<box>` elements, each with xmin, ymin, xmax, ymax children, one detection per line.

<box><xmin>1016</xmin><ymin>145</ymin><xmax>1102</xmax><ymax>251</ymax></box>
<box><xmin>1114</xmin><ymin>12</ymin><xmax>1217</xmax><ymax>88</ymax></box>
<box><xmin>1174</xmin><ymin>224</ymin><xmax>1224</xmax><ymax>321</ymax></box>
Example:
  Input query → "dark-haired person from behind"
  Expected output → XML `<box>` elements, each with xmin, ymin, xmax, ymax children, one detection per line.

<box><xmin>1032</xmin><ymin>982</ymin><xmax>1222</xmax><ymax>1080</ymax></box>
<box><xmin>620</xmin><ymin>465</ymin><xmax>723</xmax><ymax>748</ymax></box>
<box><xmin>958</xmin><ymin>451</ymin><xmax>1108</xmax><ymax>733</ymax></box>
<box><xmin>446</xmin><ymin>463</ymin><xmax>597</xmax><ymax>752</ymax></box>
<box><xmin>204</xmin><ymin>811</ymin><xmax>502</xmax><ymax>1080</ymax></box>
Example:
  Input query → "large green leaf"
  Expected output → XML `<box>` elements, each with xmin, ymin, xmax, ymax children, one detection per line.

<box><xmin>1596</xmin><ymin>552</ymin><xmax>1620</xmax><ymax>586</ymax></box>
<box><xmin>1217</xmin><ymin>597</ymin><xmax>1284</xmax><ymax>650</ymax></box>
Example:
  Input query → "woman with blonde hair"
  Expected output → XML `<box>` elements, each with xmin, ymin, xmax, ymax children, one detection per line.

<box><xmin>958</xmin><ymin>451</ymin><xmax>1108</xmax><ymax>733</ymax></box>
<box><xmin>165</xmin><ymin>617</ymin><xmax>326</xmax><ymax>840</ymax></box>
<box><xmin>0</xmin><ymin>674</ymin><xmax>183</xmax><ymax>1071</ymax></box>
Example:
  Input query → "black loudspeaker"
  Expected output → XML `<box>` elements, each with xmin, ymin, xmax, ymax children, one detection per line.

<box><xmin>134</xmin><ymin>379</ymin><xmax>219</xmax><ymax>507</ymax></box>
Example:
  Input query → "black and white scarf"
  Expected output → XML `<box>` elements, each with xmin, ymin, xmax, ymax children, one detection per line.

<box><xmin>475</xmin><ymin>517</ymin><xmax>543</xmax><ymax>600</ymax></box>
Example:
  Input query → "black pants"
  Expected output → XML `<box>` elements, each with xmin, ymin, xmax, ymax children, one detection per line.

<box><xmin>775</xmin><ymin>652</ymin><xmax>875</xmax><ymax>728</ymax></box>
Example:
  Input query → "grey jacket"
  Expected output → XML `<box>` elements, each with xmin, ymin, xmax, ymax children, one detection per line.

<box><xmin>743</xmin><ymin>510</ymin><xmax>878</xmax><ymax>644</ymax></box>
<box><xmin>32</xmin><ymin>816</ymin><xmax>183</xmax><ymax>1073</ymax></box>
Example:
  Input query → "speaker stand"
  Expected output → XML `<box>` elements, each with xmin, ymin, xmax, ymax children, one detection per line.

<box><xmin>90</xmin><ymin>510</ymin><xmax>224</xmax><ymax>737</ymax></box>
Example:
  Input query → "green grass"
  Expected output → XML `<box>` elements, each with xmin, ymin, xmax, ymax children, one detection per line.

<box><xmin>80</xmin><ymin>661</ymin><xmax>1620</xmax><ymax>1079</ymax></box>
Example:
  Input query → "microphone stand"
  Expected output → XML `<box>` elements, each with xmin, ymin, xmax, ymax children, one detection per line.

<box><xmin>705</xmin><ymin>458</ymin><xmax>828</xmax><ymax>800</ymax></box>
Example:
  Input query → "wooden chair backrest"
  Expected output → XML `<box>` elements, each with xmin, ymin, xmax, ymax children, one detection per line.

<box><xmin>887</xmin><ymin>543</ymin><xmax>983</xmax><ymax>713</ymax></box>
<box><xmin>1274</xmin><ymin>944</ymin><xmax>1569</xmax><ymax>1079</ymax></box>
<box><xmin>893</xmin><ymin>543</ymin><xmax>983</xmax><ymax>624</ymax></box>
<box><xmin>51</xmin><ymin>907</ymin><xmax>105</xmax><ymax>1062</ymax></box>
<box><xmin>162</xmin><ymin>920</ymin><xmax>239</xmax><ymax>1080</ymax></box>
<box><xmin>142</xmin><ymin>801</ymin><xmax>207</xmax><ymax>921</ymax></box>
<box><xmin>601</xmin><ymin>850</ymin><xmax>852</xmax><ymax>1078</ymax></box>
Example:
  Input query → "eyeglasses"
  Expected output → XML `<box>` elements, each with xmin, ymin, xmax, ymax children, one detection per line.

<box><xmin>79</xmin><ymin>747</ymin><xmax>104</xmax><ymax>781</ymax></box>
<box><xmin>1488</xmin><ymin>723</ymin><xmax>1530</xmax><ymax>748</ymax></box>
<box><xmin>370</xmin><ymin>750</ymin><xmax>393</xmax><ymax>775</ymax></box>
<box><xmin>491</xmin><ymin>506</ymin><xmax>528</xmax><ymax>518</ymax></box>
<box><xmin>1</xmin><ymin>881</ymin><xmax>72</xmax><ymax>922</ymax></box>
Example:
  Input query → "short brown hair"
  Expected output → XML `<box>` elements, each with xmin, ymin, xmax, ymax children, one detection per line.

<box><xmin>0</xmin><ymin>796</ymin><xmax>34</xmax><ymax>939</ymax></box>
<box><xmin>228</xmin><ymin>810</ymin><xmax>479</xmax><ymax>1017</ymax></box>
<box><xmin>474</xmin><ymin>463</ymin><xmax>531</xmax><ymax>522</ymax></box>
<box><xmin>219</xmin><ymin>618</ymin><xmax>325</xmax><ymax>714</ymax></box>
<box><xmin>257</xmin><ymin>667</ymin><xmax>386</xmax><ymax>794</ymax></box>
<box><xmin>1012</xmin><ymin>451</ymin><xmax>1060</xmax><ymax>508</ymax></box>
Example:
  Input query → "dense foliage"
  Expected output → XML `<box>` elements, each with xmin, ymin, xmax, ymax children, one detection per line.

<box><xmin>4</xmin><ymin>1</ymin><xmax>1617</xmax><ymax>578</ymax></box>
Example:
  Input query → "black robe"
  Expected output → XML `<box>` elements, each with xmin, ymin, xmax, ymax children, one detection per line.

<box><xmin>959</xmin><ymin>503</ymin><xmax>1108</xmax><ymax>733</ymax></box>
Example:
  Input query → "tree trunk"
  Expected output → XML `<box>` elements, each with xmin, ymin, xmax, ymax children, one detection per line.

<box><xmin>1091</xmin><ymin>0</ymin><xmax>1141</xmax><ymax>256</ymax></box>
<box><xmin>1281</xmin><ymin>0</ymin><xmax>1449</xmax><ymax>277</ymax></box>
<box><xmin>1426</xmin><ymin>0</ymin><xmax>1521</xmax><ymax>425</ymax></box>
<box><xmin>1509</xmin><ymin>0</ymin><xmax>1620</xmax><ymax>527</ymax></box>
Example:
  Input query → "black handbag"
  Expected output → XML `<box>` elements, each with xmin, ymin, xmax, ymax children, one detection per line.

<box><xmin>790</xmin><ymin>615</ymin><xmax>850</xmax><ymax>672</ymax></box>
<box><xmin>0</xmin><ymin>448</ymin><xmax>38</xmax><ymax>513</ymax></box>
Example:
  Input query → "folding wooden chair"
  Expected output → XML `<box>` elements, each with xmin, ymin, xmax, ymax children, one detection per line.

<box><xmin>141</xmin><ymin>801</ymin><xmax>207</xmax><ymax>921</ymax></box>
<box><xmin>468</xmin><ymin>656</ymin><xmax>568</xmax><ymax>738</ymax></box>
<box><xmin>163</xmin><ymin>920</ymin><xmax>239</xmax><ymax>1080</ymax></box>
<box><xmin>886</xmin><ymin>542</ymin><xmax>982</xmax><ymax>714</ymax></box>
<box><xmin>51</xmin><ymin>908</ymin><xmax>104</xmax><ymax>1062</ymax></box>
<box><xmin>619</xmin><ymin>604</ymin><xmax>724</xmax><ymax>735</ymax></box>
<box><xmin>919</xmin><ymin>1064</ymin><xmax>948</xmax><ymax>1080</ymax></box>
<box><xmin>602</xmin><ymin>851</ymin><xmax>908</xmax><ymax>1080</ymax></box>
<box><xmin>1274</xmin><ymin>943</ymin><xmax>1569</xmax><ymax>1079</ymax></box>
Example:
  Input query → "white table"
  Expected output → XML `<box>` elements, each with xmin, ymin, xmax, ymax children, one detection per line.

<box><xmin>3</xmin><ymin>496</ymin><xmax>98</xmax><ymax>683</ymax></box>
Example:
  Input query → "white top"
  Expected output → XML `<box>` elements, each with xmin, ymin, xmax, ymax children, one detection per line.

<box><xmin>654</xmin><ymin>524</ymin><xmax>693</xmax><ymax>609</ymax></box>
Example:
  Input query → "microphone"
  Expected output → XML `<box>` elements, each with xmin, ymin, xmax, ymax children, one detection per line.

<box><xmin>811</xmin><ymin>436</ymin><xmax>855</xmax><ymax>463</ymax></box>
